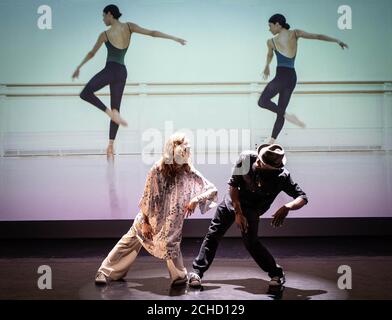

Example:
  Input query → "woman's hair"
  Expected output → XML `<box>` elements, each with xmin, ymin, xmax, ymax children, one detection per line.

<box><xmin>158</xmin><ymin>132</ymin><xmax>192</xmax><ymax>179</ymax></box>
<box><xmin>103</xmin><ymin>4</ymin><xmax>122</xmax><ymax>19</ymax></box>
<box><xmin>268</xmin><ymin>13</ymin><xmax>290</xmax><ymax>30</ymax></box>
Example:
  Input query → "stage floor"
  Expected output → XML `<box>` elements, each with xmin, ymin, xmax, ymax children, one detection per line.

<box><xmin>1</xmin><ymin>237</ymin><xmax>391</xmax><ymax>300</ymax></box>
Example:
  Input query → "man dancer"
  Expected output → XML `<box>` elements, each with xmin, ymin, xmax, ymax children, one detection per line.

<box><xmin>188</xmin><ymin>144</ymin><xmax>308</xmax><ymax>288</ymax></box>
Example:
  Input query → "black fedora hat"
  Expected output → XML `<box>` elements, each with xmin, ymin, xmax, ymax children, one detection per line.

<box><xmin>256</xmin><ymin>144</ymin><xmax>287</xmax><ymax>168</ymax></box>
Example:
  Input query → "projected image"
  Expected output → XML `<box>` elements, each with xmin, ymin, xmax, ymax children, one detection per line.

<box><xmin>0</xmin><ymin>0</ymin><xmax>391</xmax><ymax>222</ymax></box>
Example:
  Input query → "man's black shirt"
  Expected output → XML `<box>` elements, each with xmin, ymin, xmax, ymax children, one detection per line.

<box><xmin>225</xmin><ymin>150</ymin><xmax>308</xmax><ymax>214</ymax></box>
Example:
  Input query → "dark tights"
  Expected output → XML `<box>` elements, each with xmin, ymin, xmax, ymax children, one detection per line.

<box><xmin>80</xmin><ymin>61</ymin><xmax>127</xmax><ymax>140</ymax></box>
<box><xmin>258</xmin><ymin>67</ymin><xmax>297</xmax><ymax>139</ymax></box>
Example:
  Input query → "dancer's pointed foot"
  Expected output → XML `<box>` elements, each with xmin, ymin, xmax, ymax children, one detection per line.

<box><xmin>264</xmin><ymin>137</ymin><xmax>276</xmax><ymax>145</ymax></box>
<box><xmin>110</xmin><ymin>109</ymin><xmax>128</xmax><ymax>127</ymax></box>
<box><xmin>284</xmin><ymin>113</ymin><xmax>306</xmax><ymax>128</ymax></box>
<box><xmin>106</xmin><ymin>144</ymin><xmax>114</xmax><ymax>157</ymax></box>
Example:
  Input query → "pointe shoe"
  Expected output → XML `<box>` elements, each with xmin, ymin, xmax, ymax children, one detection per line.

<box><xmin>284</xmin><ymin>113</ymin><xmax>306</xmax><ymax>128</ymax></box>
<box><xmin>106</xmin><ymin>145</ymin><xmax>115</xmax><ymax>156</ymax></box>
<box><xmin>111</xmin><ymin>110</ymin><xmax>128</xmax><ymax>127</ymax></box>
<box><xmin>263</xmin><ymin>137</ymin><xmax>276</xmax><ymax>145</ymax></box>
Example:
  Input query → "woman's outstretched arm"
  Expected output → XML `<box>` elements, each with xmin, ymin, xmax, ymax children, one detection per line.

<box><xmin>72</xmin><ymin>32</ymin><xmax>106</xmax><ymax>80</ymax></box>
<box><xmin>127</xmin><ymin>22</ymin><xmax>187</xmax><ymax>45</ymax></box>
<box><xmin>294</xmin><ymin>29</ymin><xmax>349</xmax><ymax>49</ymax></box>
<box><xmin>263</xmin><ymin>39</ymin><xmax>274</xmax><ymax>80</ymax></box>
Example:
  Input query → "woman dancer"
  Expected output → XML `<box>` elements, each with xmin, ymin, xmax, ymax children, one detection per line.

<box><xmin>72</xmin><ymin>4</ymin><xmax>186</xmax><ymax>156</ymax></box>
<box><xmin>95</xmin><ymin>132</ymin><xmax>218</xmax><ymax>286</ymax></box>
<box><xmin>258</xmin><ymin>13</ymin><xmax>348</xmax><ymax>144</ymax></box>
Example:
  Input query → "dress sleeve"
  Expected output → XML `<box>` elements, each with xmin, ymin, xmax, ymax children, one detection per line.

<box><xmin>191</xmin><ymin>168</ymin><xmax>218</xmax><ymax>215</ymax></box>
<box><xmin>138</xmin><ymin>164</ymin><xmax>161</xmax><ymax>218</ymax></box>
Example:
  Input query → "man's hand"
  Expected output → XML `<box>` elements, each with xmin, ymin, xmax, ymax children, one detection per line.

<box><xmin>185</xmin><ymin>197</ymin><xmax>198</xmax><ymax>218</ymax></box>
<box><xmin>232</xmin><ymin>199</ymin><xmax>248</xmax><ymax>233</ymax></box>
<box><xmin>142</xmin><ymin>221</ymin><xmax>153</xmax><ymax>240</ymax></box>
<box><xmin>235</xmin><ymin>211</ymin><xmax>248</xmax><ymax>233</ymax></box>
<box><xmin>271</xmin><ymin>205</ymin><xmax>290</xmax><ymax>227</ymax></box>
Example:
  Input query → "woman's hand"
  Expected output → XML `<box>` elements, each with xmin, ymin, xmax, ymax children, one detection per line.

<box><xmin>338</xmin><ymin>40</ymin><xmax>349</xmax><ymax>50</ymax></box>
<box><xmin>262</xmin><ymin>66</ymin><xmax>270</xmax><ymax>80</ymax></box>
<box><xmin>185</xmin><ymin>197</ymin><xmax>198</xmax><ymax>217</ymax></box>
<box><xmin>142</xmin><ymin>221</ymin><xmax>153</xmax><ymax>240</ymax></box>
<box><xmin>175</xmin><ymin>37</ymin><xmax>187</xmax><ymax>45</ymax></box>
<box><xmin>72</xmin><ymin>68</ymin><xmax>80</xmax><ymax>80</ymax></box>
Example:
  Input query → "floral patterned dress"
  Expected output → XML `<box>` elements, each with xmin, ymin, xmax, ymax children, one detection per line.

<box><xmin>129</xmin><ymin>162</ymin><xmax>218</xmax><ymax>260</ymax></box>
